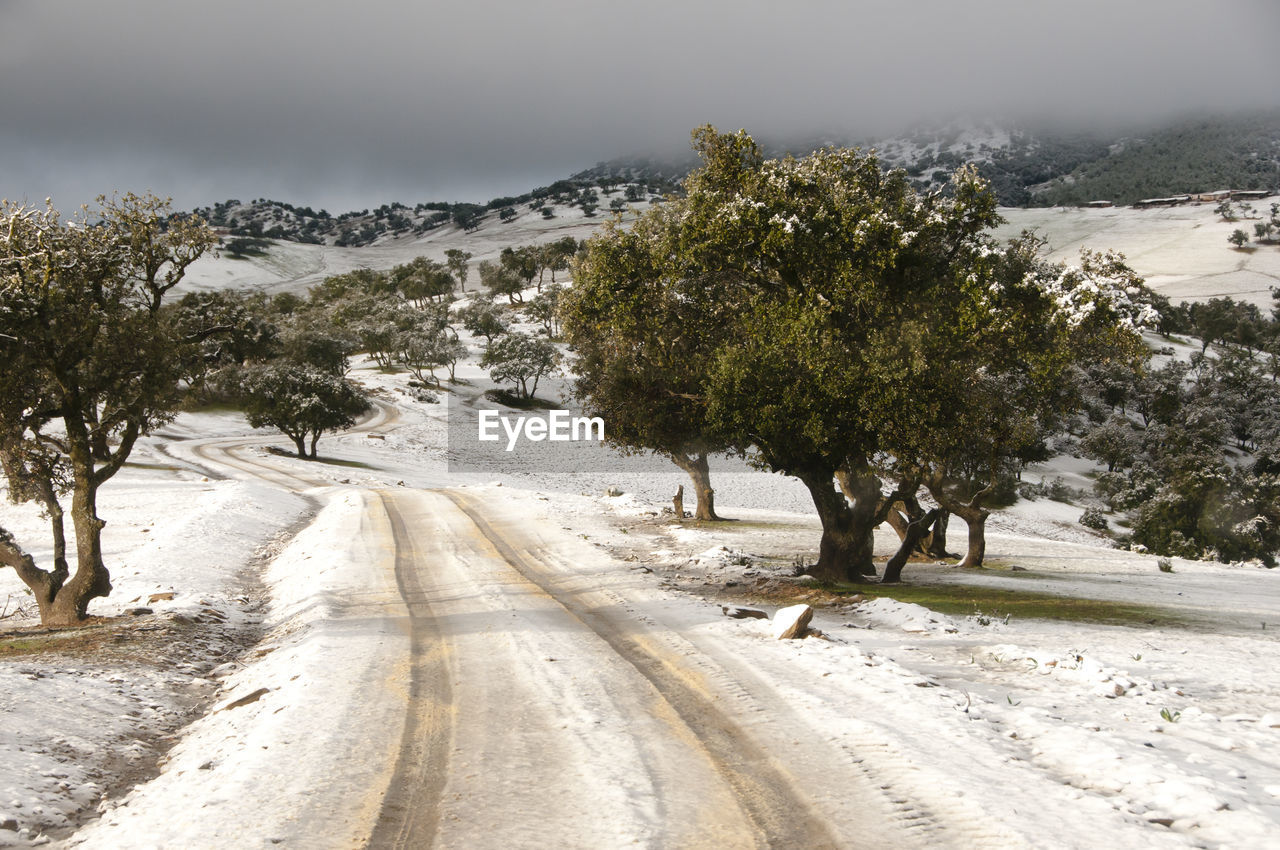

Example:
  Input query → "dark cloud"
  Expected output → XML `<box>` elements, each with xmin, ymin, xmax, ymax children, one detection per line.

<box><xmin>2</xmin><ymin>0</ymin><xmax>1277</xmax><ymax>211</ymax></box>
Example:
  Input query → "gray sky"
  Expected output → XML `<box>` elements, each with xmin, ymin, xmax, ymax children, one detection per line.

<box><xmin>2</xmin><ymin>0</ymin><xmax>1278</xmax><ymax>212</ymax></box>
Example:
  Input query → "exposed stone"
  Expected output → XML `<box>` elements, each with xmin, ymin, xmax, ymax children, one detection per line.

<box><xmin>721</xmin><ymin>605</ymin><xmax>768</xmax><ymax>620</ymax></box>
<box><xmin>771</xmin><ymin>604</ymin><xmax>814</xmax><ymax>639</ymax></box>
<box><xmin>217</xmin><ymin>687</ymin><xmax>270</xmax><ymax>712</ymax></box>
<box><xmin>148</xmin><ymin>592</ymin><xmax>176</xmax><ymax>603</ymax></box>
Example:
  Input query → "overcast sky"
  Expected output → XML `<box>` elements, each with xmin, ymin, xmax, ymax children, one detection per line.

<box><xmin>2</xmin><ymin>0</ymin><xmax>1278</xmax><ymax>213</ymax></box>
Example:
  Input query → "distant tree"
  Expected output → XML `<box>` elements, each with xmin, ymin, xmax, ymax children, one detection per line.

<box><xmin>1215</xmin><ymin>198</ymin><xmax>1236</xmax><ymax>221</ymax></box>
<box><xmin>456</xmin><ymin>300</ymin><xmax>508</xmax><ymax>343</ymax></box>
<box><xmin>444</xmin><ymin>248</ymin><xmax>472</xmax><ymax>292</ymax></box>
<box><xmin>240</xmin><ymin>363</ymin><xmax>371</xmax><ymax>458</ymax></box>
<box><xmin>223</xmin><ymin>236</ymin><xmax>271</xmax><ymax>258</ymax></box>
<box><xmin>500</xmin><ymin>245</ymin><xmax>541</xmax><ymax>291</ymax></box>
<box><xmin>479</xmin><ymin>259</ymin><xmax>527</xmax><ymax>304</ymax></box>
<box><xmin>498</xmin><ymin>207</ymin><xmax>517</xmax><ymax>222</ymax></box>
<box><xmin>326</xmin><ymin>293</ymin><xmax>418</xmax><ymax>368</ymax></box>
<box><xmin>525</xmin><ymin>282</ymin><xmax>564</xmax><ymax>338</ymax></box>
<box><xmin>392</xmin><ymin>257</ymin><xmax>455</xmax><ymax>305</ymax></box>
<box><xmin>396</xmin><ymin>328</ymin><xmax>465</xmax><ymax>386</ymax></box>
<box><xmin>277</xmin><ymin>319</ymin><xmax>355</xmax><ymax>375</ymax></box>
<box><xmin>0</xmin><ymin>194</ymin><xmax>215</xmax><ymax>626</ymax></box>
<box><xmin>481</xmin><ymin>332</ymin><xmax>559</xmax><ymax>399</ymax></box>
<box><xmin>452</xmin><ymin>204</ymin><xmax>484</xmax><ymax>232</ymax></box>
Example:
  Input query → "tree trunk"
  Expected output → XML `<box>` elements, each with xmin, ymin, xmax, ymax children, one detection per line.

<box><xmin>924</xmin><ymin>474</ymin><xmax>990</xmax><ymax>568</ymax></box>
<box><xmin>881</xmin><ymin>509</ymin><xmax>942</xmax><ymax>584</ymax></box>
<box><xmin>925</xmin><ymin>510</ymin><xmax>952</xmax><ymax>559</ymax></box>
<box><xmin>954</xmin><ymin>505</ymin><xmax>988</xmax><ymax>567</ymax></box>
<box><xmin>884</xmin><ymin>505</ymin><xmax>910</xmax><ymax>542</ymax></box>
<box><xmin>673</xmin><ymin>485</ymin><xmax>684</xmax><ymax>520</ymax></box>
<box><xmin>44</xmin><ymin>473</ymin><xmax>111</xmax><ymax>626</ymax></box>
<box><xmin>47</xmin><ymin>498</ymin><xmax>69</xmax><ymax>584</ymax></box>
<box><xmin>670</xmin><ymin>452</ymin><xmax>721</xmax><ymax>521</ymax></box>
<box><xmin>293</xmin><ymin>435</ymin><xmax>307</xmax><ymax>458</ymax></box>
<box><xmin>799</xmin><ymin>468</ymin><xmax>874</xmax><ymax>583</ymax></box>
<box><xmin>308</xmin><ymin>432</ymin><xmax>320</xmax><ymax>459</ymax></box>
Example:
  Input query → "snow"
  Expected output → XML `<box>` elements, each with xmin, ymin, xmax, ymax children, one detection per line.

<box><xmin>67</xmin><ymin>490</ymin><xmax>410</xmax><ymax>849</ymax></box>
<box><xmin>995</xmin><ymin>204</ymin><xmax>1280</xmax><ymax>311</ymax></box>
<box><xmin>2</xmin><ymin>204</ymin><xmax>1280</xmax><ymax>847</ymax></box>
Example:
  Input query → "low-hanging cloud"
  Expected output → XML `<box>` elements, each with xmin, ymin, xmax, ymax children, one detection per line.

<box><xmin>2</xmin><ymin>0</ymin><xmax>1277</xmax><ymax>211</ymax></box>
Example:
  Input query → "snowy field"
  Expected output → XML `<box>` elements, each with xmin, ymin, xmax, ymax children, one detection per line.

<box><xmin>1</xmin><ymin>205</ymin><xmax>1279</xmax><ymax>847</ymax></box>
<box><xmin>180</xmin><ymin>197</ymin><xmax>1280</xmax><ymax>311</ymax></box>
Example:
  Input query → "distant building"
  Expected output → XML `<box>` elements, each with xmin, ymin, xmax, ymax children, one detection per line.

<box><xmin>1231</xmin><ymin>189</ymin><xmax>1272</xmax><ymax>201</ymax></box>
<box><xmin>1133</xmin><ymin>196</ymin><xmax>1192</xmax><ymax>208</ymax></box>
<box><xmin>1085</xmin><ymin>200</ymin><xmax>1114</xmax><ymax>208</ymax></box>
<box><xmin>1195</xmin><ymin>190</ymin><xmax>1232</xmax><ymax>203</ymax></box>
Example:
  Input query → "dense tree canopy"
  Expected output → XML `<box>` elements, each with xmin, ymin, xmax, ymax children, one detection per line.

<box><xmin>564</xmin><ymin>127</ymin><xmax>1152</xmax><ymax>581</ymax></box>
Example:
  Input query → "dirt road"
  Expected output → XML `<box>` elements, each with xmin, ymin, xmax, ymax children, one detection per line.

<box><xmin>170</xmin><ymin>413</ymin><xmax>956</xmax><ymax>848</ymax></box>
<box><xmin>367</xmin><ymin>488</ymin><xmax>862</xmax><ymax>848</ymax></box>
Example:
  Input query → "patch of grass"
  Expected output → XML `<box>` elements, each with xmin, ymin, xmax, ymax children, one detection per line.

<box><xmin>813</xmin><ymin>582</ymin><xmax>1193</xmax><ymax>628</ymax></box>
<box><xmin>482</xmin><ymin>389</ymin><xmax>557</xmax><ymax>410</ymax></box>
<box><xmin>0</xmin><ymin>623</ymin><xmax>109</xmax><ymax>658</ymax></box>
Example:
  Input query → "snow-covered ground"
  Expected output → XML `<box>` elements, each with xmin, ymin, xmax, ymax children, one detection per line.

<box><xmin>2</xmin><ymin>205</ymin><xmax>1279</xmax><ymax>847</ymax></box>
<box><xmin>181</xmin><ymin>198</ymin><xmax>1280</xmax><ymax>310</ymax></box>
<box><xmin>994</xmin><ymin>203</ymin><xmax>1280</xmax><ymax>310</ymax></box>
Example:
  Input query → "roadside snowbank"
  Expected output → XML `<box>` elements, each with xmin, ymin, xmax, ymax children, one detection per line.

<box><xmin>68</xmin><ymin>489</ymin><xmax>410</xmax><ymax>849</ymax></box>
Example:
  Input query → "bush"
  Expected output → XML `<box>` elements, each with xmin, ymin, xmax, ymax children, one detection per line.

<box><xmin>1079</xmin><ymin>507</ymin><xmax>1109</xmax><ymax>530</ymax></box>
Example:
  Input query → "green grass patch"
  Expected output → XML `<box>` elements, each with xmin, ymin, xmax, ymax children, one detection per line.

<box><xmin>818</xmin><ymin>581</ymin><xmax>1193</xmax><ymax>628</ymax></box>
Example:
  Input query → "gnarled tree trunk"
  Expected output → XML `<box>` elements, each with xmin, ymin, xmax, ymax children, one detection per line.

<box><xmin>804</xmin><ymin>465</ymin><xmax>879</xmax><ymax>582</ymax></box>
<box><xmin>924</xmin><ymin>472</ymin><xmax>992</xmax><ymax>568</ymax></box>
<box><xmin>925</xmin><ymin>510</ymin><xmax>951</xmax><ymax>559</ymax></box>
<box><xmin>881</xmin><ymin>508</ymin><xmax>942</xmax><ymax>584</ymax></box>
<box><xmin>43</xmin><ymin>465</ymin><xmax>112</xmax><ymax>626</ymax></box>
<box><xmin>670</xmin><ymin>452</ymin><xmax>720</xmax><ymax>521</ymax></box>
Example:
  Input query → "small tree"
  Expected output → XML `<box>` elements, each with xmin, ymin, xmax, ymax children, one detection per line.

<box><xmin>1229</xmin><ymin>229</ymin><xmax>1250</xmax><ymax>248</ymax></box>
<box><xmin>479</xmin><ymin>259</ymin><xmax>527</xmax><ymax>304</ymax></box>
<box><xmin>445</xmin><ymin>248</ymin><xmax>472</xmax><ymax>292</ymax></box>
<box><xmin>0</xmin><ymin>194</ymin><xmax>215</xmax><ymax>626</ymax></box>
<box><xmin>481</xmin><ymin>332</ymin><xmax>559</xmax><ymax>399</ymax></box>
<box><xmin>456</xmin><ymin>300</ymin><xmax>508</xmax><ymax>343</ymax></box>
<box><xmin>525</xmin><ymin>282</ymin><xmax>564</xmax><ymax>337</ymax></box>
<box><xmin>392</xmin><ymin>257</ymin><xmax>455</xmax><ymax>305</ymax></box>
<box><xmin>240</xmin><ymin>363</ymin><xmax>371</xmax><ymax>458</ymax></box>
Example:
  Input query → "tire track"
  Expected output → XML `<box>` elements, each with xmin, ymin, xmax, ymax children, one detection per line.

<box><xmin>443</xmin><ymin>490</ymin><xmax>841</xmax><ymax>849</ymax></box>
<box><xmin>366</xmin><ymin>492</ymin><xmax>454</xmax><ymax>849</ymax></box>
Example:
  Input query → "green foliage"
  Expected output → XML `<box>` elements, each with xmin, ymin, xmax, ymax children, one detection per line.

<box><xmin>1079</xmin><ymin>507</ymin><xmax>1109</xmax><ymax>530</ymax></box>
<box><xmin>444</xmin><ymin>248</ymin><xmax>472</xmax><ymax>291</ymax></box>
<box><xmin>480</xmin><ymin>332</ymin><xmax>559</xmax><ymax>399</ymax></box>
<box><xmin>1037</xmin><ymin>113</ymin><xmax>1280</xmax><ymax>206</ymax></box>
<box><xmin>239</xmin><ymin>363</ymin><xmax>371</xmax><ymax>458</ymax></box>
<box><xmin>223</xmin><ymin>236</ymin><xmax>271</xmax><ymax>258</ymax></box>
<box><xmin>564</xmin><ymin>126</ymin><xmax>1151</xmax><ymax>579</ymax></box>
<box><xmin>391</xmin><ymin>257</ymin><xmax>455</xmax><ymax>304</ymax></box>
<box><xmin>455</xmin><ymin>301</ymin><xmax>508</xmax><ymax>343</ymax></box>
<box><xmin>478</xmin><ymin>259</ymin><xmax>526</xmax><ymax>304</ymax></box>
<box><xmin>0</xmin><ymin>194</ymin><xmax>216</xmax><ymax>623</ymax></box>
